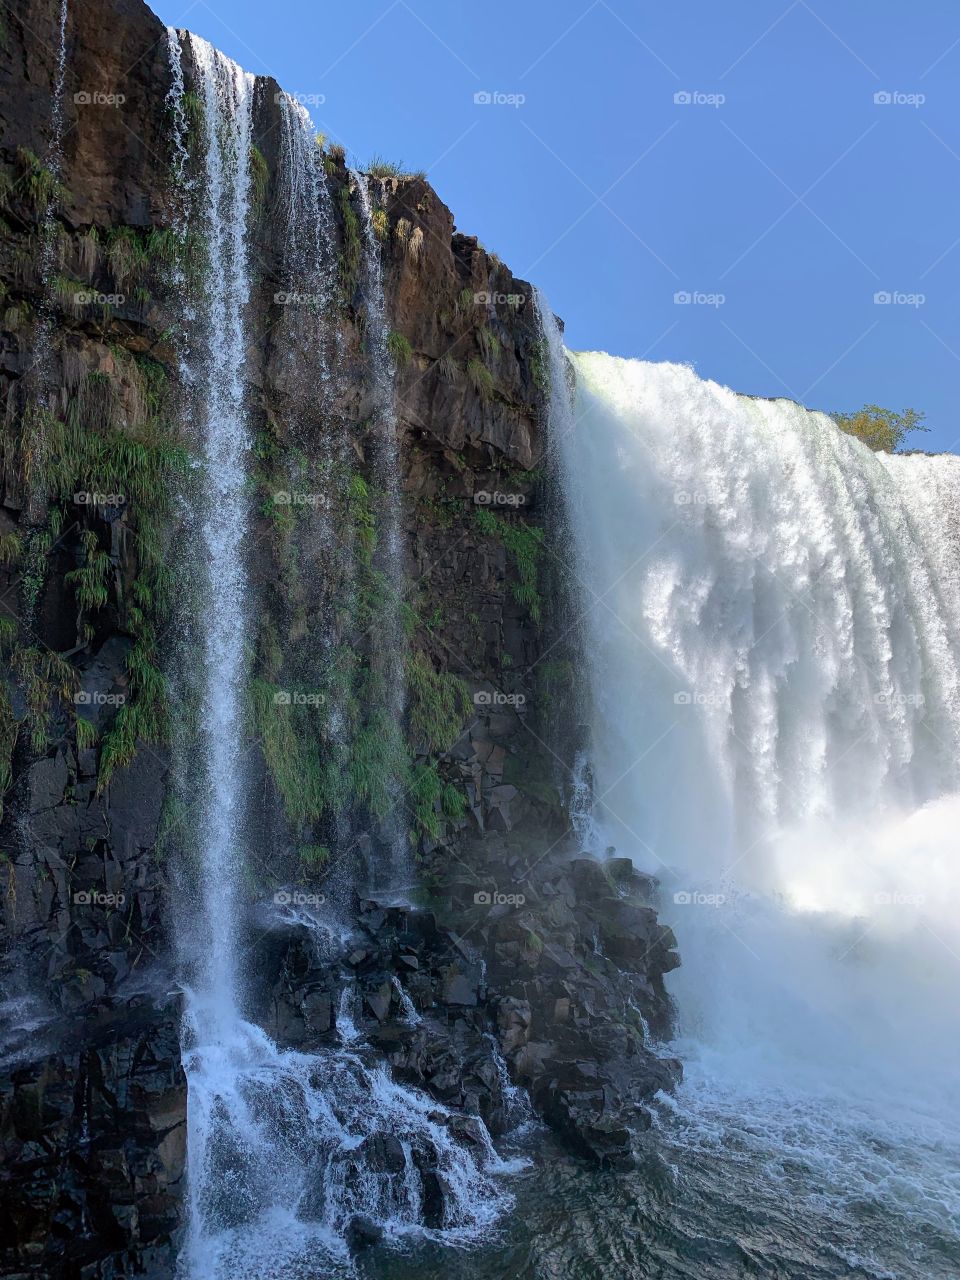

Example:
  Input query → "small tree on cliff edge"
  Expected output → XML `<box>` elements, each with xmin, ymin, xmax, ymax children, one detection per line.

<box><xmin>832</xmin><ymin>404</ymin><xmax>928</xmax><ymax>453</ymax></box>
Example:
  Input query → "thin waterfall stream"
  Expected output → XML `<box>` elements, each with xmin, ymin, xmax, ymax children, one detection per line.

<box><xmin>163</xmin><ymin>39</ymin><xmax>517</xmax><ymax>1280</ymax></box>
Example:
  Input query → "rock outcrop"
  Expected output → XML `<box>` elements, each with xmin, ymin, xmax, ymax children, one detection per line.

<box><xmin>0</xmin><ymin>1</ymin><xmax>681</xmax><ymax>1275</ymax></box>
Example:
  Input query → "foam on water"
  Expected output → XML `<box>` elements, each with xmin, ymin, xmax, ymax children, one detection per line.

<box><xmin>537</xmin><ymin>293</ymin><xmax>960</xmax><ymax>1274</ymax></box>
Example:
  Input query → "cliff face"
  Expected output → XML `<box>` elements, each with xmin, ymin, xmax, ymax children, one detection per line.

<box><xmin>0</xmin><ymin>2</ymin><xmax>680</xmax><ymax>1275</ymax></box>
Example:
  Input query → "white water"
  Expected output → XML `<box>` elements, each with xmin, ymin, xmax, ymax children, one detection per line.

<box><xmin>540</xmin><ymin>303</ymin><xmax>960</xmax><ymax>1269</ymax></box>
<box><xmin>169</xmin><ymin>46</ymin><xmax>513</xmax><ymax>1274</ymax></box>
<box><xmin>184</xmin><ymin>32</ymin><xmax>255</xmax><ymax>1032</ymax></box>
<box><xmin>351</xmin><ymin>169</ymin><xmax>410</xmax><ymax>894</ymax></box>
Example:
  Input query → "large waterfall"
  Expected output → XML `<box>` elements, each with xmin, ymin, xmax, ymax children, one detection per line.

<box><xmin>540</xmin><ymin>309</ymin><xmax>960</xmax><ymax>1276</ymax></box>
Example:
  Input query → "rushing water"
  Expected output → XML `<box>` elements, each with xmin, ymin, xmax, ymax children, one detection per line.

<box><xmin>351</xmin><ymin>169</ymin><xmax>410</xmax><ymax>896</ymax></box>
<box><xmin>165</xmin><ymin>41</ymin><xmax>513</xmax><ymax>1277</ymax></box>
<box><xmin>533</xmin><ymin>297</ymin><xmax>960</xmax><ymax>1279</ymax></box>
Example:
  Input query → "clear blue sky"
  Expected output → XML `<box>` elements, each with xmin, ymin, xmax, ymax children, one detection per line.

<box><xmin>151</xmin><ymin>0</ymin><xmax>960</xmax><ymax>452</ymax></box>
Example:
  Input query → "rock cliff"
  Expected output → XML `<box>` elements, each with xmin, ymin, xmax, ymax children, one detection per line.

<box><xmin>0</xmin><ymin>1</ymin><xmax>681</xmax><ymax>1274</ymax></box>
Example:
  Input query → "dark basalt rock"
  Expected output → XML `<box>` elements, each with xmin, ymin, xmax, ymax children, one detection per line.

<box><xmin>0</xmin><ymin>0</ymin><xmax>683</xmax><ymax>1272</ymax></box>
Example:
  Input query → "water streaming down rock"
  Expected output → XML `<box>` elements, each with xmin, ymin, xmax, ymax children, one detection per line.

<box><xmin>181</xmin><ymin>31</ymin><xmax>255</xmax><ymax>1031</ymax></box>
<box><xmin>351</xmin><ymin>168</ymin><xmax>410</xmax><ymax>896</ymax></box>
<box><xmin>168</xmin><ymin>54</ymin><xmax>514</xmax><ymax>1276</ymax></box>
<box><xmin>541</xmin><ymin>325</ymin><xmax>960</xmax><ymax>1273</ymax></box>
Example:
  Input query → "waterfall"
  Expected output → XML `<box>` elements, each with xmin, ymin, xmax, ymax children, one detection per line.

<box><xmin>182</xmin><ymin>31</ymin><xmax>255</xmax><ymax>1032</ymax></box>
<box><xmin>541</xmin><ymin>312</ymin><xmax>960</xmax><ymax>1259</ymax></box>
<box><xmin>165</xmin><ymin>45</ymin><xmax>514</xmax><ymax>1277</ymax></box>
<box><xmin>350</xmin><ymin>169</ymin><xmax>410</xmax><ymax>895</ymax></box>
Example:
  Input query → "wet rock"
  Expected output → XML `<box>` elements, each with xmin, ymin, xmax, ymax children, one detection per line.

<box><xmin>345</xmin><ymin>1214</ymin><xmax>384</xmax><ymax>1252</ymax></box>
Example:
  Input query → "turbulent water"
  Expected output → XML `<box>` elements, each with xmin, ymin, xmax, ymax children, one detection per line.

<box><xmin>535</xmin><ymin>309</ymin><xmax>960</xmax><ymax>1280</ymax></box>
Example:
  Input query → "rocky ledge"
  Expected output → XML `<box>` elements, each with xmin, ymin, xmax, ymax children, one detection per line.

<box><xmin>263</xmin><ymin>841</ymin><xmax>682</xmax><ymax>1172</ymax></box>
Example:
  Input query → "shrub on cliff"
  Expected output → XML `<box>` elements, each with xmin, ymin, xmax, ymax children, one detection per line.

<box><xmin>833</xmin><ymin>404</ymin><xmax>928</xmax><ymax>453</ymax></box>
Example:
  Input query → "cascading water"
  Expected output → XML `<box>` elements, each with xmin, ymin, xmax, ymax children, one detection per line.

<box><xmin>351</xmin><ymin>169</ymin><xmax>410</xmax><ymax>895</ymax></box>
<box><xmin>164</xmin><ymin>41</ymin><xmax>515</xmax><ymax>1277</ymax></box>
<box><xmin>539</xmin><ymin>297</ymin><xmax>960</xmax><ymax>1278</ymax></box>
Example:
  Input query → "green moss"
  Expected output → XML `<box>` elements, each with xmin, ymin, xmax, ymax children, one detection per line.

<box><xmin>11</xmin><ymin>646</ymin><xmax>74</xmax><ymax>755</ymax></box>
<box><xmin>466</xmin><ymin>357</ymin><xmax>494</xmax><ymax>401</ymax></box>
<box><xmin>0</xmin><ymin>532</ymin><xmax>22</xmax><ymax>567</ymax></box>
<box><xmin>474</xmin><ymin>508</ymin><xmax>544</xmax><ymax>623</ymax></box>
<box><xmin>338</xmin><ymin>184</ymin><xmax>362</xmax><ymax>301</ymax></box>
<box><xmin>299</xmin><ymin>843</ymin><xmax>330</xmax><ymax>871</ymax></box>
<box><xmin>14</xmin><ymin>147</ymin><xmax>69</xmax><ymax>213</ymax></box>
<box><xmin>477</xmin><ymin>327</ymin><xmax>501</xmax><ymax>361</ymax></box>
<box><xmin>387</xmin><ymin>330</ymin><xmax>412</xmax><ymax>368</ymax></box>
<box><xmin>250</xmin><ymin>145</ymin><xmax>269</xmax><ymax>213</ymax></box>
<box><xmin>407</xmin><ymin>649</ymin><xmax>470</xmax><ymax>753</ymax></box>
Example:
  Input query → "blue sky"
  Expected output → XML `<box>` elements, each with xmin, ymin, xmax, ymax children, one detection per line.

<box><xmin>152</xmin><ymin>0</ymin><xmax>960</xmax><ymax>452</ymax></box>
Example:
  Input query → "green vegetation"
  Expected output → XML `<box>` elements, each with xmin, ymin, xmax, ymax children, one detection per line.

<box><xmin>367</xmin><ymin>155</ymin><xmax>405</xmax><ymax>178</ymax></box>
<box><xmin>249</xmin><ymin>145</ymin><xmax>269</xmax><ymax>213</ymax></box>
<box><xmin>466</xmin><ymin>357</ymin><xmax>494</xmax><ymax>401</ymax></box>
<box><xmin>3</xmin><ymin>349</ymin><xmax>184</xmax><ymax>784</ymax></box>
<box><xmin>371</xmin><ymin>207</ymin><xmax>389</xmax><ymax>240</ymax></box>
<box><xmin>11</xmin><ymin>147</ymin><xmax>69</xmax><ymax>213</ymax></box>
<box><xmin>475</xmin><ymin>507</ymin><xmax>544</xmax><ymax>622</ymax></box>
<box><xmin>477</xmin><ymin>327</ymin><xmax>501</xmax><ymax>361</ymax></box>
<box><xmin>436</xmin><ymin>352</ymin><xmax>460</xmax><ymax>383</ymax></box>
<box><xmin>406</xmin><ymin>649</ymin><xmax>470</xmax><ymax>753</ymax></box>
<box><xmin>338</xmin><ymin>184</ymin><xmax>362</xmax><ymax>300</ymax></box>
<box><xmin>387</xmin><ymin>330</ymin><xmax>412</xmax><ymax>368</ymax></box>
<box><xmin>833</xmin><ymin>404</ymin><xmax>928</xmax><ymax>453</ymax></box>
